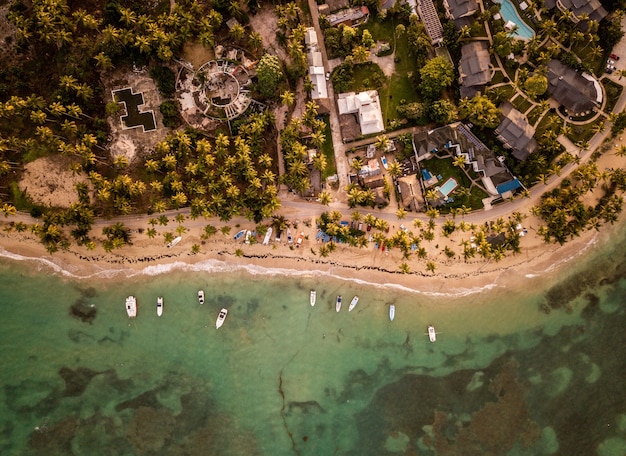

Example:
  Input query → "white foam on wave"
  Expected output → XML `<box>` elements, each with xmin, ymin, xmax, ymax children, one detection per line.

<box><xmin>136</xmin><ymin>258</ymin><xmax>500</xmax><ymax>297</ymax></box>
<box><xmin>544</xmin><ymin>232</ymin><xmax>598</xmax><ymax>273</ymax></box>
<box><xmin>0</xmin><ymin>249</ymin><xmax>519</xmax><ymax>298</ymax></box>
<box><xmin>0</xmin><ymin>247</ymin><xmax>133</xmax><ymax>279</ymax></box>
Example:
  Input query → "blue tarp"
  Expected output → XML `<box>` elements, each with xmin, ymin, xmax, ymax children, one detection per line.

<box><xmin>422</xmin><ymin>169</ymin><xmax>433</xmax><ymax>180</ymax></box>
<box><xmin>496</xmin><ymin>178</ymin><xmax>522</xmax><ymax>194</ymax></box>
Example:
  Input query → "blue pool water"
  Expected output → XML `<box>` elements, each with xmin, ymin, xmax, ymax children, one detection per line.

<box><xmin>439</xmin><ymin>177</ymin><xmax>458</xmax><ymax>198</ymax></box>
<box><xmin>496</xmin><ymin>0</ymin><xmax>535</xmax><ymax>40</ymax></box>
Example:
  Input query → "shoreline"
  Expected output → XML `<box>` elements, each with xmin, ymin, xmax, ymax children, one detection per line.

<box><xmin>2</xmin><ymin>140</ymin><xmax>624</xmax><ymax>297</ymax></box>
<box><xmin>0</xmin><ymin>213</ymin><xmax>606</xmax><ymax>297</ymax></box>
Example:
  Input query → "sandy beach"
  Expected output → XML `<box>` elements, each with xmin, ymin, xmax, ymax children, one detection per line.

<box><xmin>0</xmin><ymin>207</ymin><xmax>606</xmax><ymax>296</ymax></box>
<box><xmin>1</xmin><ymin>139</ymin><xmax>624</xmax><ymax>295</ymax></box>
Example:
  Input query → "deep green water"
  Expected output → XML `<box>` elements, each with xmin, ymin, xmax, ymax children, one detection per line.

<box><xmin>1</xmin><ymin>225</ymin><xmax>626</xmax><ymax>455</ymax></box>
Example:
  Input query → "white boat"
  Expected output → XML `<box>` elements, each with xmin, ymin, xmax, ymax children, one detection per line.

<box><xmin>295</xmin><ymin>232</ymin><xmax>304</xmax><ymax>248</ymax></box>
<box><xmin>336</xmin><ymin>295</ymin><xmax>342</xmax><ymax>312</ymax></box>
<box><xmin>287</xmin><ymin>228</ymin><xmax>293</xmax><ymax>244</ymax></box>
<box><xmin>125</xmin><ymin>296</ymin><xmax>137</xmax><ymax>318</ymax></box>
<box><xmin>310</xmin><ymin>290</ymin><xmax>316</xmax><ymax>306</ymax></box>
<box><xmin>389</xmin><ymin>304</ymin><xmax>395</xmax><ymax>321</ymax></box>
<box><xmin>156</xmin><ymin>296</ymin><xmax>163</xmax><ymax>317</ymax></box>
<box><xmin>263</xmin><ymin>227</ymin><xmax>273</xmax><ymax>245</ymax></box>
<box><xmin>198</xmin><ymin>290</ymin><xmax>205</xmax><ymax>305</ymax></box>
<box><xmin>348</xmin><ymin>295</ymin><xmax>359</xmax><ymax>312</ymax></box>
<box><xmin>428</xmin><ymin>325</ymin><xmax>437</xmax><ymax>342</ymax></box>
<box><xmin>381</xmin><ymin>155</ymin><xmax>389</xmax><ymax>169</ymax></box>
<box><xmin>244</xmin><ymin>230</ymin><xmax>252</xmax><ymax>244</ymax></box>
<box><xmin>234</xmin><ymin>229</ymin><xmax>246</xmax><ymax>240</ymax></box>
<box><xmin>216</xmin><ymin>308</ymin><xmax>228</xmax><ymax>329</ymax></box>
<box><xmin>167</xmin><ymin>236</ymin><xmax>182</xmax><ymax>248</ymax></box>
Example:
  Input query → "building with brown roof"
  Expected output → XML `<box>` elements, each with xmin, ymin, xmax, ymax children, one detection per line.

<box><xmin>458</xmin><ymin>41</ymin><xmax>492</xmax><ymax>99</ymax></box>
<box><xmin>546</xmin><ymin>60</ymin><xmax>602</xmax><ymax>115</ymax></box>
<box><xmin>495</xmin><ymin>102</ymin><xmax>538</xmax><ymax>161</ymax></box>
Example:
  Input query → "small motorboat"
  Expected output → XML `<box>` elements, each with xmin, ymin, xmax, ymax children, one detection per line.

<box><xmin>348</xmin><ymin>296</ymin><xmax>359</xmax><ymax>312</ymax></box>
<box><xmin>381</xmin><ymin>155</ymin><xmax>389</xmax><ymax>169</ymax></box>
<box><xmin>167</xmin><ymin>236</ymin><xmax>182</xmax><ymax>248</ymax></box>
<box><xmin>216</xmin><ymin>308</ymin><xmax>228</xmax><ymax>329</ymax></box>
<box><xmin>428</xmin><ymin>325</ymin><xmax>437</xmax><ymax>342</ymax></box>
<box><xmin>125</xmin><ymin>296</ymin><xmax>137</xmax><ymax>318</ymax></box>
<box><xmin>336</xmin><ymin>295</ymin><xmax>342</xmax><ymax>312</ymax></box>
<box><xmin>389</xmin><ymin>304</ymin><xmax>395</xmax><ymax>321</ymax></box>
<box><xmin>234</xmin><ymin>229</ymin><xmax>246</xmax><ymax>240</ymax></box>
<box><xmin>295</xmin><ymin>232</ymin><xmax>304</xmax><ymax>248</ymax></box>
<box><xmin>244</xmin><ymin>230</ymin><xmax>252</xmax><ymax>244</ymax></box>
<box><xmin>263</xmin><ymin>227</ymin><xmax>273</xmax><ymax>245</ymax></box>
<box><xmin>310</xmin><ymin>290</ymin><xmax>316</xmax><ymax>306</ymax></box>
<box><xmin>287</xmin><ymin>228</ymin><xmax>293</xmax><ymax>244</ymax></box>
<box><xmin>198</xmin><ymin>290</ymin><xmax>205</xmax><ymax>305</ymax></box>
<box><xmin>156</xmin><ymin>296</ymin><xmax>163</xmax><ymax>317</ymax></box>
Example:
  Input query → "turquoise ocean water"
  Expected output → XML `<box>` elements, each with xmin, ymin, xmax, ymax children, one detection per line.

<box><xmin>1</xmin><ymin>224</ymin><xmax>626</xmax><ymax>455</ymax></box>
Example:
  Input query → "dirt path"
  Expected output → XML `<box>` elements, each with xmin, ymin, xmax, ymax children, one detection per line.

<box><xmin>248</xmin><ymin>9</ymin><xmax>288</xmax><ymax>61</ymax></box>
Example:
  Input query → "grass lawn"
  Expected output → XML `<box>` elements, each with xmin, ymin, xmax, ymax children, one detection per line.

<box><xmin>499</xmin><ymin>83</ymin><xmax>516</xmax><ymax>99</ymax></box>
<box><xmin>321</xmin><ymin>116</ymin><xmax>337</xmax><ymax>179</ymax></box>
<box><xmin>567</xmin><ymin>120</ymin><xmax>603</xmax><ymax>143</ymax></box>
<box><xmin>491</xmin><ymin>71</ymin><xmax>506</xmax><ymax>84</ymax></box>
<box><xmin>535</xmin><ymin>112</ymin><xmax>563</xmax><ymax>138</ymax></box>
<box><xmin>349</xmin><ymin>62</ymin><xmax>387</xmax><ymax>92</ymax></box>
<box><xmin>527</xmin><ymin>105</ymin><xmax>546</xmax><ymax>126</ymax></box>
<box><xmin>602</xmin><ymin>78</ymin><xmax>623</xmax><ymax>113</ymax></box>
<box><xmin>364</xmin><ymin>17</ymin><xmax>394</xmax><ymax>43</ymax></box>
<box><xmin>377</xmin><ymin>28</ymin><xmax>420</xmax><ymax>125</ymax></box>
<box><xmin>511</xmin><ymin>94</ymin><xmax>533</xmax><ymax>114</ymax></box>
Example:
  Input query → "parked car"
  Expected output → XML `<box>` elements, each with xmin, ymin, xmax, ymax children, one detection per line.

<box><xmin>325</xmin><ymin>71</ymin><xmax>330</xmax><ymax>81</ymax></box>
<box><xmin>607</xmin><ymin>59</ymin><xmax>615</xmax><ymax>65</ymax></box>
<box><xmin>610</xmin><ymin>53</ymin><xmax>620</xmax><ymax>60</ymax></box>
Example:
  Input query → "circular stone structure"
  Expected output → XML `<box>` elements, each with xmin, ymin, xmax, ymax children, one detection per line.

<box><xmin>177</xmin><ymin>53</ymin><xmax>261</xmax><ymax>129</ymax></box>
<box><xmin>205</xmin><ymin>71</ymin><xmax>239</xmax><ymax>107</ymax></box>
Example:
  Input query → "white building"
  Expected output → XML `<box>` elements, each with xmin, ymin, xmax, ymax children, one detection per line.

<box><xmin>305</xmin><ymin>27</ymin><xmax>328</xmax><ymax>100</ymax></box>
<box><xmin>337</xmin><ymin>91</ymin><xmax>384</xmax><ymax>136</ymax></box>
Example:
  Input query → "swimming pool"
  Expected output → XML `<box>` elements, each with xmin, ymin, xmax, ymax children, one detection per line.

<box><xmin>438</xmin><ymin>177</ymin><xmax>458</xmax><ymax>198</ymax></box>
<box><xmin>495</xmin><ymin>0</ymin><xmax>535</xmax><ymax>40</ymax></box>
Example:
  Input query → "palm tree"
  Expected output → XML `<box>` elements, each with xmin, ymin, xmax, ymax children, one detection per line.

<box><xmin>396</xmin><ymin>208</ymin><xmax>407</xmax><ymax>219</ymax></box>
<box><xmin>615</xmin><ymin>145</ymin><xmax>626</xmax><ymax>157</ymax></box>
<box><xmin>312</xmin><ymin>153</ymin><xmax>327</xmax><ymax>173</ymax></box>
<box><xmin>387</xmin><ymin>161</ymin><xmax>402</xmax><ymax>178</ymax></box>
<box><xmin>280</xmin><ymin>90</ymin><xmax>295</xmax><ymax>106</ymax></box>
<box><xmin>351</xmin><ymin>156</ymin><xmax>364</xmax><ymax>173</ymax></box>
<box><xmin>375</xmin><ymin>135</ymin><xmax>391</xmax><ymax>152</ymax></box>
<box><xmin>453</xmin><ymin>155</ymin><xmax>466</xmax><ymax>168</ymax></box>
<box><xmin>425</xmin><ymin>261</ymin><xmax>437</xmax><ymax>274</ymax></box>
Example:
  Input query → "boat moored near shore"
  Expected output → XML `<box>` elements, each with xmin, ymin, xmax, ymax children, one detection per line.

<box><xmin>428</xmin><ymin>325</ymin><xmax>437</xmax><ymax>342</ymax></box>
<box><xmin>216</xmin><ymin>308</ymin><xmax>228</xmax><ymax>329</ymax></box>
<box><xmin>125</xmin><ymin>296</ymin><xmax>137</xmax><ymax>318</ymax></box>
<box><xmin>336</xmin><ymin>295</ymin><xmax>342</xmax><ymax>312</ymax></box>
<box><xmin>198</xmin><ymin>290</ymin><xmax>205</xmax><ymax>305</ymax></box>
<box><xmin>310</xmin><ymin>290</ymin><xmax>316</xmax><ymax>306</ymax></box>
<box><xmin>348</xmin><ymin>295</ymin><xmax>359</xmax><ymax>312</ymax></box>
<box><xmin>389</xmin><ymin>304</ymin><xmax>395</xmax><ymax>321</ymax></box>
<box><xmin>156</xmin><ymin>296</ymin><xmax>163</xmax><ymax>317</ymax></box>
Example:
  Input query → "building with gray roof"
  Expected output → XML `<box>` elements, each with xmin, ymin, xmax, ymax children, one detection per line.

<box><xmin>458</xmin><ymin>41</ymin><xmax>492</xmax><ymax>99</ymax></box>
<box><xmin>443</xmin><ymin>0</ymin><xmax>478</xmax><ymax>27</ymax></box>
<box><xmin>546</xmin><ymin>60</ymin><xmax>602</xmax><ymax>115</ymax></box>
<box><xmin>495</xmin><ymin>102</ymin><xmax>538</xmax><ymax>161</ymax></box>
<box><xmin>544</xmin><ymin>0</ymin><xmax>607</xmax><ymax>24</ymax></box>
<box><xmin>417</xmin><ymin>0</ymin><xmax>444</xmax><ymax>45</ymax></box>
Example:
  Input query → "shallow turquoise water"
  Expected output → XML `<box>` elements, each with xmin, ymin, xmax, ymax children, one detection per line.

<box><xmin>1</xmin><ymin>225</ymin><xmax>625</xmax><ymax>455</ymax></box>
